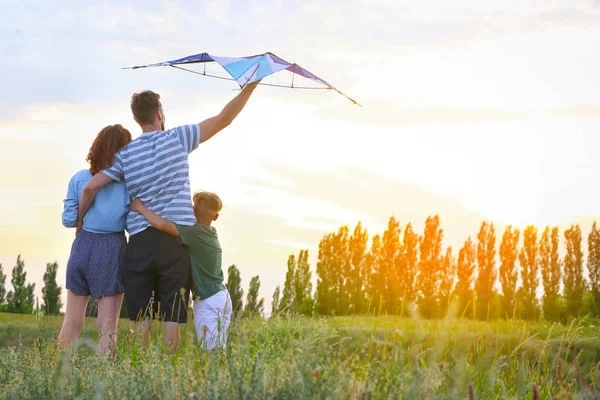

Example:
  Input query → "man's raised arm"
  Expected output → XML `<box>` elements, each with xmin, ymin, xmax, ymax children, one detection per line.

<box><xmin>77</xmin><ymin>172</ymin><xmax>113</xmax><ymax>232</ymax></box>
<box><xmin>199</xmin><ymin>80</ymin><xmax>260</xmax><ymax>143</ymax></box>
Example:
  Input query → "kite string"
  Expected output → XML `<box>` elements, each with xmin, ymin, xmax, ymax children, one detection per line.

<box><xmin>171</xmin><ymin>65</ymin><xmax>235</xmax><ymax>82</ymax></box>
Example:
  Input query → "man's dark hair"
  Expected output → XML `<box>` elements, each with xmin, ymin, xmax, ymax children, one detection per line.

<box><xmin>130</xmin><ymin>90</ymin><xmax>161</xmax><ymax>125</ymax></box>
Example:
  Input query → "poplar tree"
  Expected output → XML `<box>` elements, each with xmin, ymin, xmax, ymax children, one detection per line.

<box><xmin>244</xmin><ymin>275</ymin><xmax>264</xmax><ymax>317</ymax></box>
<box><xmin>519</xmin><ymin>225</ymin><xmax>539</xmax><ymax>320</ymax></box>
<box><xmin>499</xmin><ymin>226</ymin><xmax>520</xmax><ymax>318</ymax></box>
<box><xmin>6</xmin><ymin>255</ymin><xmax>35</xmax><ymax>314</ymax></box>
<box><xmin>381</xmin><ymin>217</ymin><xmax>402</xmax><ymax>314</ymax></box>
<box><xmin>587</xmin><ymin>222</ymin><xmax>600</xmax><ymax>316</ymax></box>
<box><xmin>455</xmin><ymin>237</ymin><xmax>476</xmax><ymax>317</ymax></box>
<box><xmin>294</xmin><ymin>249</ymin><xmax>313</xmax><ymax>316</ymax></box>
<box><xmin>280</xmin><ymin>255</ymin><xmax>297</xmax><ymax>314</ymax></box>
<box><xmin>42</xmin><ymin>261</ymin><xmax>62</xmax><ymax>315</ymax></box>
<box><xmin>348</xmin><ymin>223</ymin><xmax>368</xmax><ymax>313</ymax></box>
<box><xmin>271</xmin><ymin>286</ymin><xmax>280</xmax><ymax>317</ymax></box>
<box><xmin>540</xmin><ymin>226</ymin><xmax>561</xmax><ymax>321</ymax></box>
<box><xmin>475</xmin><ymin>222</ymin><xmax>497</xmax><ymax>320</ymax></box>
<box><xmin>226</xmin><ymin>265</ymin><xmax>244</xmax><ymax>316</ymax></box>
<box><xmin>417</xmin><ymin>215</ymin><xmax>443</xmax><ymax>318</ymax></box>
<box><xmin>438</xmin><ymin>246</ymin><xmax>456</xmax><ymax>317</ymax></box>
<box><xmin>401</xmin><ymin>223</ymin><xmax>420</xmax><ymax>315</ymax></box>
<box><xmin>564</xmin><ymin>224</ymin><xmax>585</xmax><ymax>317</ymax></box>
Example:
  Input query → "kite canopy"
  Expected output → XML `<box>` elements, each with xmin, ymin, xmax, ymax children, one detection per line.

<box><xmin>123</xmin><ymin>52</ymin><xmax>360</xmax><ymax>106</ymax></box>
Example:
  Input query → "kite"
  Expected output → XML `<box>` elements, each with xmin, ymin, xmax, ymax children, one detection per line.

<box><xmin>123</xmin><ymin>52</ymin><xmax>360</xmax><ymax>106</ymax></box>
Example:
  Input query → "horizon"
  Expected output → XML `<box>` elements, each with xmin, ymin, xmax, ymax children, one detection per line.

<box><xmin>2</xmin><ymin>0</ymin><xmax>600</xmax><ymax>310</ymax></box>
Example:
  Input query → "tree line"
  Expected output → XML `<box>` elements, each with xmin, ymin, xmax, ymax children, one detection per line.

<box><xmin>5</xmin><ymin>216</ymin><xmax>600</xmax><ymax>322</ymax></box>
<box><xmin>0</xmin><ymin>254</ymin><xmax>266</xmax><ymax>320</ymax></box>
<box><xmin>0</xmin><ymin>255</ymin><xmax>62</xmax><ymax>315</ymax></box>
<box><xmin>248</xmin><ymin>216</ymin><xmax>600</xmax><ymax>321</ymax></box>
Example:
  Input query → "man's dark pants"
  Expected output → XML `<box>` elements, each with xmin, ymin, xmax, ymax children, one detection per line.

<box><xmin>123</xmin><ymin>227</ymin><xmax>191</xmax><ymax>323</ymax></box>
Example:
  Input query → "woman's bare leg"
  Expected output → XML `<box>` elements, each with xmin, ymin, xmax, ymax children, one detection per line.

<box><xmin>96</xmin><ymin>293</ymin><xmax>124</xmax><ymax>356</ymax></box>
<box><xmin>58</xmin><ymin>290</ymin><xmax>89</xmax><ymax>349</ymax></box>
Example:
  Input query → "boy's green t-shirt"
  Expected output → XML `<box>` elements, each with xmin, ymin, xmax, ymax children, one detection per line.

<box><xmin>175</xmin><ymin>223</ymin><xmax>226</xmax><ymax>301</ymax></box>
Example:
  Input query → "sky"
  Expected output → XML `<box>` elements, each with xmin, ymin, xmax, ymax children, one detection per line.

<box><xmin>1</xmin><ymin>0</ymin><xmax>600</xmax><ymax>312</ymax></box>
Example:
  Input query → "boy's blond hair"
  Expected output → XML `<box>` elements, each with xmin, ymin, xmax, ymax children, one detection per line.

<box><xmin>192</xmin><ymin>191</ymin><xmax>223</xmax><ymax>220</ymax></box>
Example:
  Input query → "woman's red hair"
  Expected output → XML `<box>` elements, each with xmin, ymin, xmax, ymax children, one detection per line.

<box><xmin>86</xmin><ymin>124</ymin><xmax>132</xmax><ymax>175</ymax></box>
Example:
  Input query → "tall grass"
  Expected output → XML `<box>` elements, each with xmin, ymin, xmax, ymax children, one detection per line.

<box><xmin>0</xmin><ymin>312</ymin><xmax>599</xmax><ymax>399</ymax></box>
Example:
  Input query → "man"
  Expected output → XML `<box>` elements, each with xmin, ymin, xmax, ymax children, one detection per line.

<box><xmin>77</xmin><ymin>81</ymin><xmax>260</xmax><ymax>350</ymax></box>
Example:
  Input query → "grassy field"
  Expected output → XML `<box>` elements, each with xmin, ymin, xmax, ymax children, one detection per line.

<box><xmin>1</xmin><ymin>312</ymin><xmax>600</xmax><ymax>399</ymax></box>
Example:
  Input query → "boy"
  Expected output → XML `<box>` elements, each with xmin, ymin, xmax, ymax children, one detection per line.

<box><xmin>130</xmin><ymin>191</ymin><xmax>232</xmax><ymax>350</ymax></box>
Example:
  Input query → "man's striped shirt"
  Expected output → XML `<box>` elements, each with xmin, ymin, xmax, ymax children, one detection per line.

<box><xmin>103</xmin><ymin>124</ymin><xmax>201</xmax><ymax>236</ymax></box>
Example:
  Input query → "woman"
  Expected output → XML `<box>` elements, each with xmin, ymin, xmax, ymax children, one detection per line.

<box><xmin>59</xmin><ymin>124</ymin><xmax>132</xmax><ymax>355</ymax></box>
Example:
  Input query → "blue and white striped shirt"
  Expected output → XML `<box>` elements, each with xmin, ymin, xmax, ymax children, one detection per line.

<box><xmin>103</xmin><ymin>124</ymin><xmax>201</xmax><ymax>236</ymax></box>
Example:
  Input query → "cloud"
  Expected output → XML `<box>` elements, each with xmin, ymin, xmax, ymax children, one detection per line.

<box><xmin>252</xmin><ymin>161</ymin><xmax>493</xmax><ymax>248</ymax></box>
<box><xmin>537</xmin><ymin>5</ymin><xmax>600</xmax><ymax>28</ymax></box>
<box><xmin>266</xmin><ymin>239</ymin><xmax>314</xmax><ymax>250</ymax></box>
<box><xmin>4</xmin><ymin>0</ymin><xmax>600</xmax><ymax>121</ymax></box>
<box><xmin>318</xmin><ymin>99</ymin><xmax>600</xmax><ymax>127</ymax></box>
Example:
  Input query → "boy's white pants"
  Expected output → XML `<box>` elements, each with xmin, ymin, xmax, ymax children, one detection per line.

<box><xmin>193</xmin><ymin>289</ymin><xmax>232</xmax><ymax>350</ymax></box>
